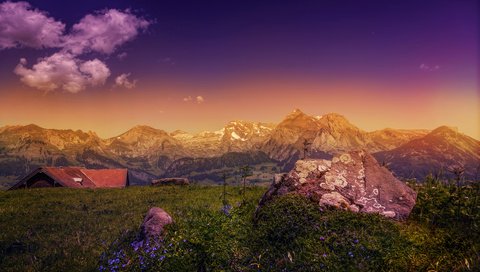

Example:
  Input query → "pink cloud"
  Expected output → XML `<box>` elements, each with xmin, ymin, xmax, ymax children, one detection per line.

<box><xmin>117</xmin><ymin>52</ymin><xmax>128</xmax><ymax>60</ymax></box>
<box><xmin>114</xmin><ymin>73</ymin><xmax>137</xmax><ymax>89</ymax></box>
<box><xmin>63</xmin><ymin>9</ymin><xmax>150</xmax><ymax>55</ymax></box>
<box><xmin>14</xmin><ymin>52</ymin><xmax>110</xmax><ymax>93</ymax></box>
<box><xmin>419</xmin><ymin>63</ymin><xmax>440</xmax><ymax>72</ymax></box>
<box><xmin>2</xmin><ymin>3</ymin><xmax>149</xmax><ymax>93</ymax></box>
<box><xmin>0</xmin><ymin>1</ymin><xmax>65</xmax><ymax>49</ymax></box>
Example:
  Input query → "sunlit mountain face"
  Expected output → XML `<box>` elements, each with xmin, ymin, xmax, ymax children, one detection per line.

<box><xmin>0</xmin><ymin>1</ymin><xmax>478</xmax><ymax>187</ymax></box>
<box><xmin>1</xmin><ymin>109</ymin><xmax>479</xmax><ymax>188</ymax></box>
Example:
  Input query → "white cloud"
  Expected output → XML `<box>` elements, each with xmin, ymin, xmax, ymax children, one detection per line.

<box><xmin>419</xmin><ymin>63</ymin><xmax>440</xmax><ymax>72</ymax></box>
<box><xmin>183</xmin><ymin>95</ymin><xmax>205</xmax><ymax>103</ymax></box>
<box><xmin>0</xmin><ymin>4</ymin><xmax>149</xmax><ymax>54</ymax></box>
<box><xmin>0</xmin><ymin>1</ymin><xmax>65</xmax><ymax>49</ymax></box>
<box><xmin>63</xmin><ymin>9</ymin><xmax>150</xmax><ymax>55</ymax></box>
<box><xmin>196</xmin><ymin>96</ymin><xmax>205</xmax><ymax>103</ymax></box>
<box><xmin>114</xmin><ymin>73</ymin><xmax>137</xmax><ymax>89</ymax></box>
<box><xmin>2</xmin><ymin>4</ymin><xmax>150</xmax><ymax>93</ymax></box>
<box><xmin>14</xmin><ymin>52</ymin><xmax>110</xmax><ymax>93</ymax></box>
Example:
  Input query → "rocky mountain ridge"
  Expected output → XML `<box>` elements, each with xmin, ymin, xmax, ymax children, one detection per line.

<box><xmin>1</xmin><ymin>109</ymin><xmax>478</xmax><ymax>186</ymax></box>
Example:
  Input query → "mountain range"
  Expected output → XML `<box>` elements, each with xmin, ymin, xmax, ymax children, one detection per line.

<box><xmin>0</xmin><ymin>109</ymin><xmax>478</xmax><ymax>188</ymax></box>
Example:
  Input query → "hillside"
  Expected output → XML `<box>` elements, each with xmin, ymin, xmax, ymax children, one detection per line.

<box><xmin>1</xmin><ymin>109</ymin><xmax>478</xmax><ymax>188</ymax></box>
<box><xmin>374</xmin><ymin>126</ymin><xmax>480</xmax><ymax>179</ymax></box>
<box><xmin>0</xmin><ymin>184</ymin><xmax>478</xmax><ymax>271</ymax></box>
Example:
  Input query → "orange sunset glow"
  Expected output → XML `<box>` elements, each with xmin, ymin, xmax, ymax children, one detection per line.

<box><xmin>1</xmin><ymin>79</ymin><xmax>478</xmax><ymax>138</ymax></box>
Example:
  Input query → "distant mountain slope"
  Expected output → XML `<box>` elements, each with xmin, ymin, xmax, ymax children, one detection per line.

<box><xmin>1</xmin><ymin>110</ymin><xmax>477</xmax><ymax>188</ymax></box>
<box><xmin>366</xmin><ymin>128</ymin><xmax>429</xmax><ymax>152</ymax></box>
<box><xmin>171</xmin><ymin>121</ymin><xmax>275</xmax><ymax>157</ymax></box>
<box><xmin>106</xmin><ymin>125</ymin><xmax>185</xmax><ymax>158</ymax></box>
<box><xmin>374</xmin><ymin>126</ymin><xmax>480</xmax><ymax>179</ymax></box>
<box><xmin>0</xmin><ymin>124</ymin><xmax>109</xmax><ymax>176</ymax></box>
<box><xmin>0</xmin><ymin>125</ymin><xmax>159</xmax><ymax>186</ymax></box>
<box><xmin>164</xmin><ymin>151</ymin><xmax>275</xmax><ymax>181</ymax></box>
<box><xmin>261</xmin><ymin>109</ymin><xmax>414</xmax><ymax>162</ymax></box>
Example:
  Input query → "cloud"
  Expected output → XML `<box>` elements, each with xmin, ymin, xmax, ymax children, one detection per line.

<box><xmin>0</xmin><ymin>1</ymin><xmax>65</xmax><ymax>49</ymax></box>
<box><xmin>183</xmin><ymin>95</ymin><xmax>205</xmax><ymax>103</ymax></box>
<box><xmin>196</xmin><ymin>96</ymin><xmax>205</xmax><ymax>103</ymax></box>
<box><xmin>114</xmin><ymin>73</ymin><xmax>137</xmax><ymax>89</ymax></box>
<box><xmin>14</xmin><ymin>52</ymin><xmax>110</xmax><ymax>93</ymax></box>
<box><xmin>1</xmin><ymin>3</ymin><xmax>150</xmax><ymax>93</ymax></box>
<box><xmin>419</xmin><ymin>63</ymin><xmax>440</xmax><ymax>72</ymax></box>
<box><xmin>161</xmin><ymin>57</ymin><xmax>175</xmax><ymax>65</ymax></box>
<box><xmin>63</xmin><ymin>9</ymin><xmax>150</xmax><ymax>55</ymax></box>
<box><xmin>117</xmin><ymin>52</ymin><xmax>128</xmax><ymax>60</ymax></box>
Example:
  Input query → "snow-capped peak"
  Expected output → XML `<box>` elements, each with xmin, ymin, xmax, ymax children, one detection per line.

<box><xmin>231</xmin><ymin>131</ymin><xmax>247</xmax><ymax>141</ymax></box>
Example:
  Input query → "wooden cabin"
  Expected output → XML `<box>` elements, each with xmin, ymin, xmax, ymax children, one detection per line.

<box><xmin>9</xmin><ymin>167</ymin><xmax>129</xmax><ymax>189</ymax></box>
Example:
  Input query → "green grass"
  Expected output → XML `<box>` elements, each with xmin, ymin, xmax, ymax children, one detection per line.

<box><xmin>0</xmin><ymin>186</ymin><xmax>263</xmax><ymax>271</ymax></box>
<box><xmin>0</xmin><ymin>182</ymin><xmax>479</xmax><ymax>271</ymax></box>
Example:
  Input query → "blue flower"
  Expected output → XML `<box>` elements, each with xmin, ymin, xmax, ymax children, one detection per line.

<box><xmin>320</xmin><ymin>236</ymin><xmax>325</xmax><ymax>241</ymax></box>
<box><xmin>353</xmin><ymin>239</ymin><xmax>359</xmax><ymax>244</ymax></box>
<box><xmin>322</xmin><ymin>253</ymin><xmax>327</xmax><ymax>257</ymax></box>
<box><xmin>221</xmin><ymin>204</ymin><xmax>232</xmax><ymax>216</ymax></box>
<box><xmin>131</xmin><ymin>240</ymin><xmax>143</xmax><ymax>252</ymax></box>
<box><xmin>348</xmin><ymin>251</ymin><xmax>354</xmax><ymax>258</ymax></box>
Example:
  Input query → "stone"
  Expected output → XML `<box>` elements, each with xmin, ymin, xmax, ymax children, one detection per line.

<box><xmin>151</xmin><ymin>178</ymin><xmax>189</xmax><ymax>186</ymax></box>
<box><xmin>258</xmin><ymin>150</ymin><xmax>417</xmax><ymax>220</ymax></box>
<box><xmin>139</xmin><ymin>207</ymin><xmax>173</xmax><ymax>240</ymax></box>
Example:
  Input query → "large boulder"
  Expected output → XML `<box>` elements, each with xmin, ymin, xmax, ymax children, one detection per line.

<box><xmin>258</xmin><ymin>150</ymin><xmax>417</xmax><ymax>220</ymax></box>
<box><xmin>152</xmin><ymin>178</ymin><xmax>189</xmax><ymax>186</ymax></box>
<box><xmin>140</xmin><ymin>207</ymin><xmax>173</xmax><ymax>240</ymax></box>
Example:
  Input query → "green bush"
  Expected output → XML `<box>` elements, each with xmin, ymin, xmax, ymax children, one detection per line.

<box><xmin>248</xmin><ymin>195</ymin><xmax>413</xmax><ymax>271</ymax></box>
<box><xmin>408</xmin><ymin>178</ymin><xmax>480</xmax><ymax>271</ymax></box>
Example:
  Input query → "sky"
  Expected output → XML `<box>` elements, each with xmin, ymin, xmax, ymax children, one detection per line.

<box><xmin>0</xmin><ymin>0</ymin><xmax>478</xmax><ymax>139</ymax></box>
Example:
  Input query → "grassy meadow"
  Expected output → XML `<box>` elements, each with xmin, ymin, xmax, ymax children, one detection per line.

<box><xmin>0</xmin><ymin>181</ymin><xmax>479</xmax><ymax>271</ymax></box>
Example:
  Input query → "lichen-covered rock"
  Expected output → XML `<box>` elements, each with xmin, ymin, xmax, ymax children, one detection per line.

<box><xmin>140</xmin><ymin>207</ymin><xmax>173</xmax><ymax>240</ymax></box>
<box><xmin>258</xmin><ymin>150</ymin><xmax>417</xmax><ymax>220</ymax></box>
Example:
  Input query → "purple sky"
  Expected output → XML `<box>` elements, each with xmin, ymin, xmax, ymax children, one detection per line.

<box><xmin>0</xmin><ymin>0</ymin><xmax>478</xmax><ymax>137</ymax></box>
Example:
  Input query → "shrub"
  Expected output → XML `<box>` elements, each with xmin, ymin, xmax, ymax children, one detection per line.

<box><xmin>249</xmin><ymin>194</ymin><xmax>412</xmax><ymax>271</ymax></box>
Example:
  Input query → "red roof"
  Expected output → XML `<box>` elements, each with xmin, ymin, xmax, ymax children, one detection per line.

<box><xmin>11</xmin><ymin>167</ymin><xmax>129</xmax><ymax>189</ymax></box>
<box><xmin>81</xmin><ymin>169</ymin><xmax>128</xmax><ymax>188</ymax></box>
